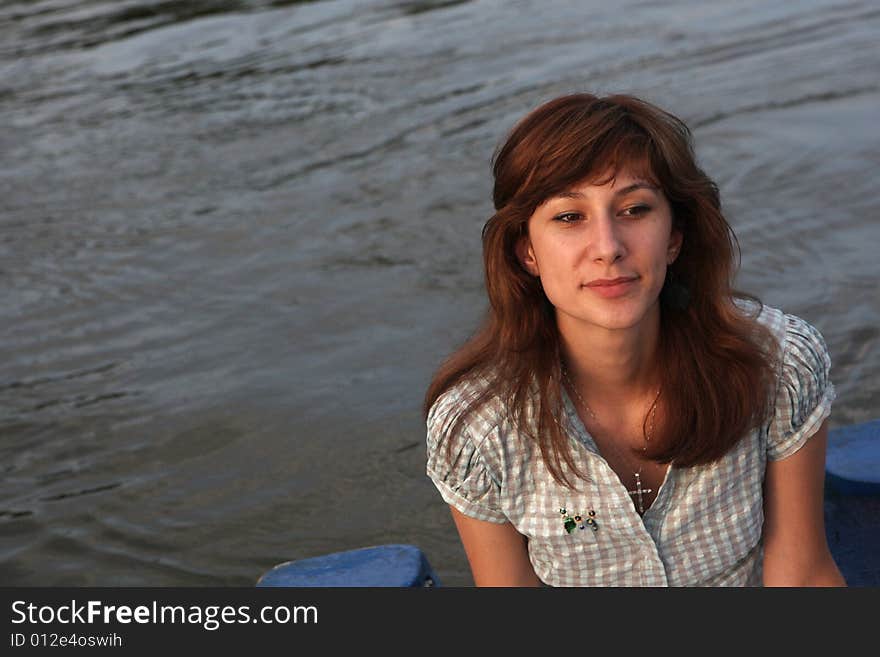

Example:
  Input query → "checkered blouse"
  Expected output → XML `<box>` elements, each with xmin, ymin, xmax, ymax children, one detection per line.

<box><xmin>425</xmin><ymin>303</ymin><xmax>836</xmax><ymax>586</ymax></box>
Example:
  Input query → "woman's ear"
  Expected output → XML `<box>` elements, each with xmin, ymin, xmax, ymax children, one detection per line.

<box><xmin>516</xmin><ymin>236</ymin><xmax>540</xmax><ymax>276</ymax></box>
<box><xmin>667</xmin><ymin>228</ymin><xmax>683</xmax><ymax>265</ymax></box>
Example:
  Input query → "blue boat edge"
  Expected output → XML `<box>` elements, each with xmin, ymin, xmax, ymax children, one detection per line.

<box><xmin>256</xmin><ymin>543</ymin><xmax>440</xmax><ymax>588</ymax></box>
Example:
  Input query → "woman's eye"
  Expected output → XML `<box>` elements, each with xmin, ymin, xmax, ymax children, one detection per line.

<box><xmin>621</xmin><ymin>205</ymin><xmax>650</xmax><ymax>217</ymax></box>
<box><xmin>552</xmin><ymin>206</ymin><xmax>650</xmax><ymax>222</ymax></box>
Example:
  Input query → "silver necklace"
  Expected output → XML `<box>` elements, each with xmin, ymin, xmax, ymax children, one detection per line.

<box><xmin>563</xmin><ymin>369</ymin><xmax>661</xmax><ymax>514</ymax></box>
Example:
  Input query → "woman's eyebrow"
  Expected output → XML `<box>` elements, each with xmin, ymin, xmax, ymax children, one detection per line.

<box><xmin>551</xmin><ymin>182</ymin><xmax>659</xmax><ymax>201</ymax></box>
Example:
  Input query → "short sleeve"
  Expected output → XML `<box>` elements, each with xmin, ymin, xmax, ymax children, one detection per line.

<box><xmin>425</xmin><ymin>391</ymin><xmax>507</xmax><ymax>524</ymax></box>
<box><xmin>766</xmin><ymin>313</ymin><xmax>837</xmax><ymax>461</ymax></box>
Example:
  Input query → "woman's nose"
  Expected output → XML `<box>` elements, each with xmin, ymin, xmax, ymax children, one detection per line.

<box><xmin>589</xmin><ymin>214</ymin><xmax>625</xmax><ymax>263</ymax></box>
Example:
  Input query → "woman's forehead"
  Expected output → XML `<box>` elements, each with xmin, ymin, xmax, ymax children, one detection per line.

<box><xmin>565</xmin><ymin>168</ymin><xmax>658</xmax><ymax>193</ymax></box>
<box><xmin>546</xmin><ymin>164</ymin><xmax>660</xmax><ymax>203</ymax></box>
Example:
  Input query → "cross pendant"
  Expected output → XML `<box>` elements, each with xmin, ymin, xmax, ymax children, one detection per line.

<box><xmin>627</xmin><ymin>472</ymin><xmax>653</xmax><ymax>514</ymax></box>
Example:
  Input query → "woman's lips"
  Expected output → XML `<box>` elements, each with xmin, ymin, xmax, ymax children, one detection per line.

<box><xmin>584</xmin><ymin>277</ymin><xmax>637</xmax><ymax>298</ymax></box>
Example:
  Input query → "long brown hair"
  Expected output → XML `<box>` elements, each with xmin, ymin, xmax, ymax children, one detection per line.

<box><xmin>423</xmin><ymin>93</ymin><xmax>778</xmax><ymax>488</ymax></box>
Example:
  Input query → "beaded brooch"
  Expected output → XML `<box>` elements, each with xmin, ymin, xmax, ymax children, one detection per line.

<box><xmin>559</xmin><ymin>507</ymin><xmax>598</xmax><ymax>533</ymax></box>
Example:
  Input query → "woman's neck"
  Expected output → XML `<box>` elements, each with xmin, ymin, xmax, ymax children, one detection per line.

<box><xmin>558</xmin><ymin>305</ymin><xmax>662</xmax><ymax>409</ymax></box>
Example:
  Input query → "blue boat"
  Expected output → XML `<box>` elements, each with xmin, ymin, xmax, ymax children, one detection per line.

<box><xmin>822</xmin><ymin>418</ymin><xmax>880</xmax><ymax>586</ymax></box>
<box><xmin>257</xmin><ymin>544</ymin><xmax>440</xmax><ymax>587</ymax></box>
<box><xmin>257</xmin><ymin>419</ymin><xmax>880</xmax><ymax>587</ymax></box>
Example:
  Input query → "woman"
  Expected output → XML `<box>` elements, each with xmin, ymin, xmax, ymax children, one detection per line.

<box><xmin>423</xmin><ymin>93</ymin><xmax>845</xmax><ymax>587</ymax></box>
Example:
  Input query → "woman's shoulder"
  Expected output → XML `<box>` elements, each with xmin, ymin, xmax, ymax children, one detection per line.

<box><xmin>427</xmin><ymin>370</ymin><xmax>506</xmax><ymax>440</ymax></box>
<box><xmin>733</xmin><ymin>297</ymin><xmax>826</xmax><ymax>352</ymax></box>
<box><xmin>424</xmin><ymin>371</ymin><xmax>513</xmax><ymax>523</ymax></box>
<box><xmin>733</xmin><ymin>298</ymin><xmax>836</xmax><ymax>460</ymax></box>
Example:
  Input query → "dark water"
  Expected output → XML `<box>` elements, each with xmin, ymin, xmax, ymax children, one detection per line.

<box><xmin>1</xmin><ymin>0</ymin><xmax>878</xmax><ymax>586</ymax></box>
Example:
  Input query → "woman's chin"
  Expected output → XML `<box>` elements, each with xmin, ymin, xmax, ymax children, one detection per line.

<box><xmin>559</xmin><ymin>299</ymin><xmax>660</xmax><ymax>333</ymax></box>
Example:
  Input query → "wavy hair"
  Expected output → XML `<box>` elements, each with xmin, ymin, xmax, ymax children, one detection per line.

<box><xmin>423</xmin><ymin>93</ymin><xmax>779</xmax><ymax>488</ymax></box>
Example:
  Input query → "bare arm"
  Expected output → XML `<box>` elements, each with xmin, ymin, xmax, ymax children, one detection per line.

<box><xmin>762</xmin><ymin>419</ymin><xmax>846</xmax><ymax>586</ymax></box>
<box><xmin>449</xmin><ymin>507</ymin><xmax>543</xmax><ymax>587</ymax></box>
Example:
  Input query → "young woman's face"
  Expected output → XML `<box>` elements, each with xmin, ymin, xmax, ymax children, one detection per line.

<box><xmin>518</xmin><ymin>169</ymin><xmax>682</xmax><ymax>334</ymax></box>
